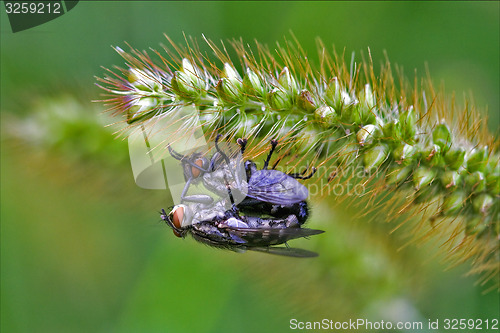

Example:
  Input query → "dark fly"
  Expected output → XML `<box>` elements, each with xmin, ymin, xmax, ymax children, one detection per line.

<box><xmin>161</xmin><ymin>205</ymin><xmax>324</xmax><ymax>257</ymax></box>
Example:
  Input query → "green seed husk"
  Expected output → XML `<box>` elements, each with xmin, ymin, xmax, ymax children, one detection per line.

<box><xmin>441</xmin><ymin>191</ymin><xmax>466</xmax><ymax>216</ymax></box>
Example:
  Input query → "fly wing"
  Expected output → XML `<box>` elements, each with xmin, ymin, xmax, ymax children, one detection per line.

<box><xmin>226</xmin><ymin>226</ymin><xmax>324</xmax><ymax>247</ymax></box>
<box><xmin>247</xmin><ymin>170</ymin><xmax>308</xmax><ymax>205</ymax></box>
<box><xmin>248</xmin><ymin>246</ymin><xmax>319</xmax><ymax>258</ymax></box>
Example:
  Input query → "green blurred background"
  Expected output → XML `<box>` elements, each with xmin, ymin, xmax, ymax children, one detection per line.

<box><xmin>1</xmin><ymin>2</ymin><xmax>498</xmax><ymax>332</ymax></box>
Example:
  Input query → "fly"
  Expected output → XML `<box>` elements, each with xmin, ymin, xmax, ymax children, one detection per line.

<box><xmin>161</xmin><ymin>205</ymin><xmax>324</xmax><ymax>257</ymax></box>
<box><xmin>235</xmin><ymin>138</ymin><xmax>315</xmax><ymax>224</ymax></box>
<box><xmin>167</xmin><ymin>135</ymin><xmax>316</xmax><ymax>220</ymax></box>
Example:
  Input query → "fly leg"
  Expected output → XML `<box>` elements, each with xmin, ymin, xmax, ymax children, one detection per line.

<box><xmin>263</xmin><ymin>139</ymin><xmax>278</xmax><ymax>170</ymax></box>
<box><xmin>167</xmin><ymin>145</ymin><xmax>212</xmax><ymax>175</ymax></box>
<box><xmin>179</xmin><ymin>178</ymin><xmax>214</xmax><ymax>204</ymax></box>
<box><xmin>225</xmin><ymin>179</ymin><xmax>240</xmax><ymax>214</ymax></box>
<box><xmin>166</xmin><ymin>144</ymin><xmax>187</xmax><ymax>161</ymax></box>
<box><xmin>214</xmin><ymin>134</ymin><xmax>232</xmax><ymax>167</ymax></box>
<box><xmin>214</xmin><ymin>134</ymin><xmax>247</xmax><ymax>201</ymax></box>
<box><xmin>288</xmin><ymin>167</ymin><xmax>317</xmax><ymax>180</ymax></box>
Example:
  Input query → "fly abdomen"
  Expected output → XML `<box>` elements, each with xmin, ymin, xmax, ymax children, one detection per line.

<box><xmin>190</xmin><ymin>221</ymin><xmax>245</xmax><ymax>248</ymax></box>
<box><xmin>238</xmin><ymin>200</ymin><xmax>309</xmax><ymax>225</ymax></box>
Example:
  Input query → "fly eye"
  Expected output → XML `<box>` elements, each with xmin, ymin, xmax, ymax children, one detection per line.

<box><xmin>168</xmin><ymin>205</ymin><xmax>185</xmax><ymax>237</ymax></box>
<box><xmin>191</xmin><ymin>158</ymin><xmax>205</xmax><ymax>178</ymax></box>
<box><xmin>169</xmin><ymin>205</ymin><xmax>184</xmax><ymax>228</ymax></box>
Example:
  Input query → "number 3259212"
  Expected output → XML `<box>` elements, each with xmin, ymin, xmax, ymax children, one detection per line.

<box><xmin>443</xmin><ymin>319</ymin><xmax>498</xmax><ymax>330</ymax></box>
<box><xmin>5</xmin><ymin>2</ymin><xmax>62</xmax><ymax>14</ymax></box>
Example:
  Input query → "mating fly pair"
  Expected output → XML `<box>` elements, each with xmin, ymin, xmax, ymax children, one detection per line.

<box><xmin>161</xmin><ymin>135</ymin><xmax>324</xmax><ymax>257</ymax></box>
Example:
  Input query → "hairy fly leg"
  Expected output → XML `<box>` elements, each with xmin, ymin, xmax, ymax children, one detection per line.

<box><xmin>287</xmin><ymin>167</ymin><xmax>317</xmax><ymax>180</ymax></box>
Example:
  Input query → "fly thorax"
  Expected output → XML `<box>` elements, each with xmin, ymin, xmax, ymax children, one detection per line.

<box><xmin>285</xmin><ymin>215</ymin><xmax>300</xmax><ymax>228</ymax></box>
<box><xmin>221</xmin><ymin>217</ymin><xmax>249</xmax><ymax>229</ymax></box>
<box><xmin>180</xmin><ymin>205</ymin><xmax>195</xmax><ymax>227</ymax></box>
<box><xmin>192</xmin><ymin>200</ymin><xmax>227</xmax><ymax>224</ymax></box>
<box><xmin>202</xmin><ymin>170</ymin><xmax>227</xmax><ymax>196</ymax></box>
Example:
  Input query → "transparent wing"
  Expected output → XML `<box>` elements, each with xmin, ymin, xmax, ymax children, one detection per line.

<box><xmin>226</xmin><ymin>226</ymin><xmax>324</xmax><ymax>246</ymax></box>
<box><xmin>248</xmin><ymin>246</ymin><xmax>319</xmax><ymax>258</ymax></box>
<box><xmin>247</xmin><ymin>170</ymin><xmax>308</xmax><ymax>205</ymax></box>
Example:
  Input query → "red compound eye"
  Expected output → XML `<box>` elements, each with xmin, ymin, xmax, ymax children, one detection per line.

<box><xmin>169</xmin><ymin>205</ymin><xmax>185</xmax><ymax>238</ymax></box>
<box><xmin>191</xmin><ymin>158</ymin><xmax>204</xmax><ymax>178</ymax></box>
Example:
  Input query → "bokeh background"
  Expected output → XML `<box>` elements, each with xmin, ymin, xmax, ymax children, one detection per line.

<box><xmin>1</xmin><ymin>2</ymin><xmax>498</xmax><ymax>332</ymax></box>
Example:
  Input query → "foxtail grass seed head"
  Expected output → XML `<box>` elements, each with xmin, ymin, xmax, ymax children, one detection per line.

<box><xmin>441</xmin><ymin>190</ymin><xmax>466</xmax><ymax>216</ymax></box>
<box><xmin>443</xmin><ymin>147</ymin><xmax>466</xmax><ymax>170</ymax></box>
<box><xmin>297</xmin><ymin>90</ymin><xmax>317</xmax><ymax>113</ymax></box>
<box><xmin>216</xmin><ymin>63</ymin><xmax>244</xmax><ymax>104</ymax></box>
<box><xmin>466</xmin><ymin>146</ymin><xmax>489</xmax><ymax>173</ymax></box>
<box><xmin>243</xmin><ymin>68</ymin><xmax>265</xmax><ymax>98</ymax></box>
<box><xmin>413</xmin><ymin>166</ymin><xmax>437</xmax><ymax>190</ymax></box>
<box><xmin>465</xmin><ymin>171</ymin><xmax>487</xmax><ymax>192</ymax></box>
<box><xmin>356</xmin><ymin>124</ymin><xmax>379</xmax><ymax>147</ymax></box>
<box><xmin>487</xmin><ymin>168</ymin><xmax>500</xmax><ymax>196</ymax></box>
<box><xmin>432</xmin><ymin>123</ymin><xmax>452</xmax><ymax>153</ymax></box>
<box><xmin>97</xmin><ymin>35</ymin><xmax>500</xmax><ymax>289</ymax></box>
<box><xmin>363</xmin><ymin>144</ymin><xmax>390</xmax><ymax>173</ymax></box>
<box><xmin>386</xmin><ymin>165</ymin><xmax>413</xmax><ymax>186</ymax></box>
<box><xmin>314</xmin><ymin>105</ymin><xmax>337</xmax><ymax>128</ymax></box>
<box><xmin>473</xmin><ymin>193</ymin><xmax>494</xmax><ymax>216</ymax></box>
<box><xmin>392</xmin><ymin>143</ymin><xmax>416</xmax><ymax>165</ymax></box>
<box><xmin>440</xmin><ymin>170</ymin><xmax>461</xmax><ymax>189</ymax></box>
<box><xmin>268</xmin><ymin>88</ymin><xmax>292</xmax><ymax>111</ymax></box>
